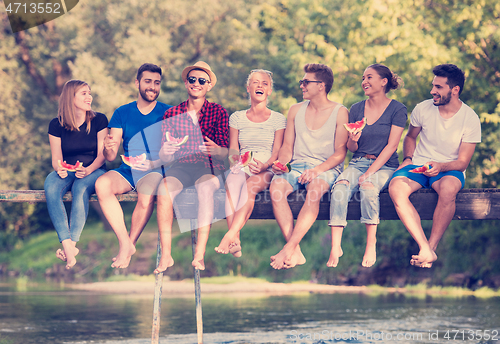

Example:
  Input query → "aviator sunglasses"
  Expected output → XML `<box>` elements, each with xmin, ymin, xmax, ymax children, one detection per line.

<box><xmin>187</xmin><ymin>76</ymin><xmax>210</xmax><ymax>85</ymax></box>
<box><xmin>299</xmin><ymin>79</ymin><xmax>322</xmax><ymax>87</ymax></box>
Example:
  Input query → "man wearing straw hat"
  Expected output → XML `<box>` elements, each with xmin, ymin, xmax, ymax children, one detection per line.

<box><xmin>156</xmin><ymin>61</ymin><xmax>229</xmax><ymax>272</ymax></box>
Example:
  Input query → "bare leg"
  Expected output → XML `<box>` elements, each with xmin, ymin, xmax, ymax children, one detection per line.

<box><xmin>411</xmin><ymin>176</ymin><xmax>462</xmax><ymax>268</ymax></box>
<box><xmin>362</xmin><ymin>224</ymin><xmax>377</xmax><ymax>267</ymax></box>
<box><xmin>327</xmin><ymin>226</ymin><xmax>344</xmax><ymax>267</ymax></box>
<box><xmin>192</xmin><ymin>175</ymin><xmax>220</xmax><ymax>270</ymax></box>
<box><xmin>95</xmin><ymin>171</ymin><xmax>136</xmax><ymax>269</ymax></box>
<box><xmin>271</xmin><ymin>179</ymin><xmax>329</xmax><ymax>269</ymax></box>
<box><xmin>217</xmin><ymin>172</ymin><xmax>272</xmax><ymax>256</ymax></box>
<box><xmin>154</xmin><ymin>177</ymin><xmax>182</xmax><ymax>274</ymax></box>
<box><xmin>129</xmin><ymin>173</ymin><xmax>163</xmax><ymax>245</ymax></box>
<box><xmin>389</xmin><ymin>177</ymin><xmax>436</xmax><ymax>268</ymax></box>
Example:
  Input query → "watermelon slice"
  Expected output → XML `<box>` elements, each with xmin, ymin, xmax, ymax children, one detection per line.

<box><xmin>409</xmin><ymin>164</ymin><xmax>431</xmax><ymax>174</ymax></box>
<box><xmin>344</xmin><ymin>117</ymin><xmax>367</xmax><ymax>134</ymax></box>
<box><xmin>230</xmin><ymin>151</ymin><xmax>254</xmax><ymax>167</ymax></box>
<box><xmin>165</xmin><ymin>132</ymin><xmax>189</xmax><ymax>146</ymax></box>
<box><xmin>121</xmin><ymin>153</ymin><xmax>147</xmax><ymax>167</ymax></box>
<box><xmin>58</xmin><ymin>160</ymin><xmax>83</xmax><ymax>172</ymax></box>
<box><xmin>273</xmin><ymin>160</ymin><xmax>291</xmax><ymax>172</ymax></box>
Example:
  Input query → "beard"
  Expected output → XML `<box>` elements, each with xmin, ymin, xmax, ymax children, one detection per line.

<box><xmin>433</xmin><ymin>90</ymin><xmax>452</xmax><ymax>106</ymax></box>
<box><xmin>139</xmin><ymin>87</ymin><xmax>159</xmax><ymax>102</ymax></box>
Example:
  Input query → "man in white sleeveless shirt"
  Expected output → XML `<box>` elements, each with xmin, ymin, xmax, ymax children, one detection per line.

<box><xmin>269</xmin><ymin>63</ymin><xmax>349</xmax><ymax>269</ymax></box>
<box><xmin>389</xmin><ymin>64</ymin><xmax>481</xmax><ymax>268</ymax></box>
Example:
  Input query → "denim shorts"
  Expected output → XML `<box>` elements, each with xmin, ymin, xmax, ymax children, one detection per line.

<box><xmin>113</xmin><ymin>163</ymin><xmax>164</xmax><ymax>190</ymax></box>
<box><xmin>391</xmin><ymin>165</ymin><xmax>465</xmax><ymax>189</ymax></box>
<box><xmin>271</xmin><ymin>161</ymin><xmax>341</xmax><ymax>191</ymax></box>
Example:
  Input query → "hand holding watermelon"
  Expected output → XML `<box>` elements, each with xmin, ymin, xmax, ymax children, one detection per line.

<box><xmin>344</xmin><ymin>117</ymin><xmax>367</xmax><ymax>136</ymax></box>
<box><xmin>229</xmin><ymin>151</ymin><xmax>253</xmax><ymax>174</ymax></box>
<box><xmin>409</xmin><ymin>164</ymin><xmax>432</xmax><ymax>174</ymax></box>
<box><xmin>272</xmin><ymin>160</ymin><xmax>291</xmax><ymax>174</ymax></box>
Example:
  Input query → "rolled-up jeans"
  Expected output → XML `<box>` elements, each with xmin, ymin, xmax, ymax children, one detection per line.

<box><xmin>44</xmin><ymin>169</ymin><xmax>105</xmax><ymax>242</ymax></box>
<box><xmin>329</xmin><ymin>157</ymin><xmax>395</xmax><ymax>227</ymax></box>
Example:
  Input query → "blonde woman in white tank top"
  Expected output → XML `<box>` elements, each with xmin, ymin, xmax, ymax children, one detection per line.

<box><xmin>215</xmin><ymin>70</ymin><xmax>286</xmax><ymax>257</ymax></box>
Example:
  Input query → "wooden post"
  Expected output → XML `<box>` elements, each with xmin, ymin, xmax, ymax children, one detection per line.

<box><xmin>151</xmin><ymin>233</ymin><xmax>163</xmax><ymax>344</ymax></box>
<box><xmin>191</xmin><ymin>219</ymin><xmax>203</xmax><ymax>344</ymax></box>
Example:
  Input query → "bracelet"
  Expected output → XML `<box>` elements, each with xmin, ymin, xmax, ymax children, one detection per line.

<box><xmin>403</xmin><ymin>156</ymin><xmax>413</xmax><ymax>161</ymax></box>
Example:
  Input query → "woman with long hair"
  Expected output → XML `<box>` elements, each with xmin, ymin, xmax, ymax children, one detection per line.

<box><xmin>215</xmin><ymin>69</ymin><xmax>286</xmax><ymax>257</ymax></box>
<box><xmin>328</xmin><ymin>64</ymin><xmax>407</xmax><ymax>268</ymax></box>
<box><xmin>44</xmin><ymin>80</ymin><xmax>108</xmax><ymax>269</ymax></box>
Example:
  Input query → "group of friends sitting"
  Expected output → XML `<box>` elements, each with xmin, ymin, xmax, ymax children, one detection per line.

<box><xmin>43</xmin><ymin>61</ymin><xmax>481</xmax><ymax>273</ymax></box>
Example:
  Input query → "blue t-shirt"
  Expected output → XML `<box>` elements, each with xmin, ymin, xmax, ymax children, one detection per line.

<box><xmin>109</xmin><ymin>101</ymin><xmax>172</xmax><ymax>166</ymax></box>
<box><xmin>350</xmin><ymin>99</ymin><xmax>407</xmax><ymax>168</ymax></box>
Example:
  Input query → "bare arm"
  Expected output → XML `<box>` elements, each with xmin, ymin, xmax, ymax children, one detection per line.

<box><xmin>360</xmin><ymin>124</ymin><xmax>405</xmax><ymax>182</ymax></box>
<box><xmin>398</xmin><ymin>124</ymin><xmax>421</xmax><ymax>170</ymax></box>
<box><xmin>103</xmin><ymin>127</ymin><xmax>122</xmax><ymax>162</ymax></box>
<box><xmin>425</xmin><ymin>142</ymin><xmax>477</xmax><ymax>176</ymax></box>
<box><xmin>272</xmin><ymin>104</ymin><xmax>299</xmax><ymax>174</ymax></box>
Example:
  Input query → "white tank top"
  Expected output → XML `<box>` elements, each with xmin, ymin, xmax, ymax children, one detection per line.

<box><xmin>292</xmin><ymin>101</ymin><xmax>344</xmax><ymax>172</ymax></box>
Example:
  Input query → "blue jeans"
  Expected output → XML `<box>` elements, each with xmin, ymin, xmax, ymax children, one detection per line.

<box><xmin>329</xmin><ymin>157</ymin><xmax>396</xmax><ymax>226</ymax></box>
<box><xmin>44</xmin><ymin>169</ymin><xmax>105</xmax><ymax>242</ymax></box>
<box><xmin>271</xmin><ymin>161</ymin><xmax>342</xmax><ymax>191</ymax></box>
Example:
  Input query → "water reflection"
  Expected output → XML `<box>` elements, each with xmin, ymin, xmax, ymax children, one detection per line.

<box><xmin>0</xmin><ymin>281</ymin><xmax>499</xmax><ymax>344</ymax></box>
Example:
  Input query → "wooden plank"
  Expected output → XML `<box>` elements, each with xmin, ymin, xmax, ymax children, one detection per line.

<box><xmin>1</xmin><ymin>188</ymin><xmax>500</xmax><ymax>220</ymax></box>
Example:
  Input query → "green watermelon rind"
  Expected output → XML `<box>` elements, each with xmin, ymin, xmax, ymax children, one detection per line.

<box><xmin>239</xmin><ymin>151</ymin><xmax>253</xmax><ymax>167</ymax></box>
<box><xmin>343</xmin><ymin>117</ymin><xmax>367</xmax><ymax>134</ymax></box>
<box><xmin>121</xmin><ymin>153</ymin><xmax>147</xmax><ymax>167</ymax></box>
<box><xmin>165</xmin><ymin>132</ymin><xmax>189</xmax><ymax>146</ymax></box>
<box><xmin>58</xmin><ymin>160</ymin><xmax>83</xmax><ymax>172</ymax></box>
<box><xmin>409</xmin><ymin>164</ymin><xmax>431</xmax><ymax>174</ymax></box>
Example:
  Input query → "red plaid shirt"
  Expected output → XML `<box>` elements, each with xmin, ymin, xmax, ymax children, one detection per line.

<box><xmin>161</xmin><ymin>99</ymin><xmax>229</xmax><ymax>172</ymax></box>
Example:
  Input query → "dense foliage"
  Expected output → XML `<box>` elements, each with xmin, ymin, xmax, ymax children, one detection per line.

<box><xmin>1</xmin><ymin>0</ymin><xmax>499</xmax><ymax>277</ymax></box>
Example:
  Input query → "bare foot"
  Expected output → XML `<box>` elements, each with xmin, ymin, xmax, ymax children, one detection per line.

<box><xmin>192</xmin><ymin>257</ymin><xmax>205</xmax><ymax>270</ymax></box>
<box><xmin>361</xmin><ymin>244</ymin><xmax>376</xmax><ymax>267</ymax></box>
<box><xmin>410</xmin><ymin>247</ymin><xmax>437</xmax><ymax>268</ymax></box>
<box><xmin>153</xmin><ymin>255</ymin><xmax>174</xmax><ymax>274</ymax></box>
<box><xmin>215</xmin><ymin>232</ymin><xmax>238</xmax><ymax>254</ymax></box>
<box><xmin>56</xmin><ymin>249</ymin><xmax>67</xmax><ymax>262</ymax></box>
<box><xmin>270</xmin><ymin>245</ymin><xmax>294</xmax><ymax>270</ymax></box>
<box><xmin>326</xmin><ymin>246</ymin><xmax>343</xmax><ymax>267</ymax></box>
<box><xmin>111</xmin><ymin>240</ymin><xmax>136</xmax><ymax>269</ymax></box>
<box><xmin>228</xmin><ymin>242</ymin><xmax>242</xmax><ymax>258</ymax></box>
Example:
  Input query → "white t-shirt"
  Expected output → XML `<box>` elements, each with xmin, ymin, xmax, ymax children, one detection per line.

<box><xmin>411</xmin><ymin>99</ymin><xmax>481</xmax><ymax>166</ymax></box>
<box><xmin>229</xmin><ymin>109</ymin><xmax>286</xmax><ymax>175</ymax></box>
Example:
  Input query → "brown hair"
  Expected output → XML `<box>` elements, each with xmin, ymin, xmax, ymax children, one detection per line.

<box><xmin>366</xmin><ymin>64</ymin><xmax>404</xmax><ymax>93</ymax></box>
<box><xmin>303</xmin><ymin>63</ymin><xmax>334</xmax><ymax>94</ymax></box>
<box><xmin>58</xmin><ymin>80</ymin><xmax>95</xmax><ymax>133</ymax></box>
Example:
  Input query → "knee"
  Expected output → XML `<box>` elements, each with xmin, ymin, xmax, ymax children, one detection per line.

<box><xmin>269</xmin><ymin>181</ymin><xmax>289</xmax><ymax>201</ymax></box>
<box><xmin>331</xmin><ymin>180</ymin><xmax>349</xmax><ymax>201</ymax></box>
<box><xmin>94</xmin><ymin>176</ymin><xmax>110</xmax><ymax>196</ymax></box>
<box><xmin>360</xmin><ymin>182</ymin><xmax>378</xmax><ymax>197</ymax></box>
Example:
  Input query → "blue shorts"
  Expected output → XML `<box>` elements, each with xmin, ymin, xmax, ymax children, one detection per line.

<box><xmin>271</xmin><ymin>161</ymin><xmax>341</xmax><ymax>191</ymax></box>
<box><xmin>391</xmin><ymin>165</ymin><xmax>465</xmax><ymax>189</ymax></box>
<box><xmin>113</xmin><ymin>163</ymin><xmax>164</xmax><ymax>190</ymax></box>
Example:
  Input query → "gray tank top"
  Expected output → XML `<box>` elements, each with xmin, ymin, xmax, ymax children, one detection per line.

<box><xmin>292</xmin><ymin>101</ymin><xmax>344</xmax><ymax>173</ymax></box>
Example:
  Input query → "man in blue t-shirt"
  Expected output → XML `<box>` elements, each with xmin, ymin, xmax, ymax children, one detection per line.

<box><xmin>95</xmin><ymin>63</ymin><xmax>172</xmax><ymax>269</ymax></box>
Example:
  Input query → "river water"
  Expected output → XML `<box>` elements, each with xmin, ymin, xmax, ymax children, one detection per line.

<box><xmin>0</xmin><ymin>281</ymin><xmax>499</xmax><ymax>344</ymax></box>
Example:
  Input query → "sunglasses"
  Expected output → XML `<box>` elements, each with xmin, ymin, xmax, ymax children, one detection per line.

<box><xmin>299</xmin><ymin>79</ymin><xmax>322</xmax><ymax>87</ymax></box>
<box><xmin>187</xmin><ymin>76</ymin><xmax>210</xmax><ymax>85</ymax></box>
<box><xmin>251</xmin><ymin>69</ymin><xmax>273</xmax><ymax>77</ymax></box>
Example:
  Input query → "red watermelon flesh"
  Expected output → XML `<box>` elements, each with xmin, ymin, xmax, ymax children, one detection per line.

<box><xmin>344</xmin><ymin>117</ymin><xmax>367</xmax><ymax>134</ymax></box>
<box><xmin>273</xmin><ymin>160</ymin><xmax>291</xmax><ymax>172</ymax></box>
<box><xmin>409</xmin><ymin>164</ymin><xmax>431</xmax><ymax>174</ymax></box>
<box><xmin>121</xmin><ymin>153</ymin><xmax>147</xmax><ymax>167</ymax></box>
<box><xmin>229</xmin><ymin>151</ymin><xmax>254</xmax><ymax>167</ymax></box>
<box><xmin>58</xmin><ymin>160</ymin><xmax>83</xmax><ymax>172</ymax></box>
<box><xmin>165</xmin><ymin>132</ymin><xmax>189</xmax><ymax>146</ymax></box>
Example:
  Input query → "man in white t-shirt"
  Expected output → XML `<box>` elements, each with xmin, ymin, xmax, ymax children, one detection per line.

<box><xmin>389</xmin><ymin>64</ymin><xmax>481</xmax><ymax>268</ymax></box>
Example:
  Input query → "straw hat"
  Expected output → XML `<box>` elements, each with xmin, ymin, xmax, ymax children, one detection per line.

<box><xmin>181</xmin><ymin>61</ymin><xmax>217</xmax><ymax>86</ymax></box>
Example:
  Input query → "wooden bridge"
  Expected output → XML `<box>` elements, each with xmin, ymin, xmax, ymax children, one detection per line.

<box><xmin>1</xmin><ymin>187</ymin><xmax>499</xmax><ymax>343</ymax></box>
